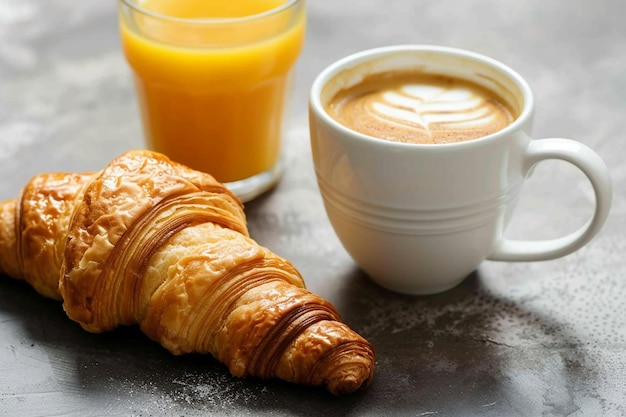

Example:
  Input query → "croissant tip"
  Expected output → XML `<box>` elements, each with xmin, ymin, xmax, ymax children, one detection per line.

<box><xmin>326</xmin><ymin>365</ymin><xmax>375</xmax><ymax>396</ymax></box>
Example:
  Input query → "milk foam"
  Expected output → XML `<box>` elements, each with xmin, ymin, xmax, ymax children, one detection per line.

<box><xmin>327</xmin><ymin>73</ymin><xmax>515</xmax><ymax>144</ymax></box>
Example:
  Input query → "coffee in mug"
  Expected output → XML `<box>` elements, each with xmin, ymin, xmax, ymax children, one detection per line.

<box><xmin>309</xmin><ymin>45</ymin><xmax>612</xmax><ymax>295</ymax></box>
<box><xmin>325</xmin><ymin>72</ymin><xmax>516</xmax><ymax>144</ymax></box>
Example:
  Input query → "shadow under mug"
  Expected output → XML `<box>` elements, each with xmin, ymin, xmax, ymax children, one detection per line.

<box><xmin>308</xmin><ymin>45</ymin><xmax>613</xmax><ymax>295</ymax></box>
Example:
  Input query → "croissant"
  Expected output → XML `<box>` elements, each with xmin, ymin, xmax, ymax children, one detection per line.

<box><xmin>0</xmin><ymin>149</ymin><xmax>374</xmax><ymax>396</ymax></box>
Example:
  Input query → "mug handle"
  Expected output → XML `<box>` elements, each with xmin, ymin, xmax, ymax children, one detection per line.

<box><xmin>488</xmin><ymin>138</ymin><xmax>613</xmax><ymax>262</ymax></box>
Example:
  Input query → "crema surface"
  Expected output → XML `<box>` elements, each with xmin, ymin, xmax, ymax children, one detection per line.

<box><xmin>326</xmin><ymin>72</ymin><xmax>515</xmax><ymax>144</ymax></box>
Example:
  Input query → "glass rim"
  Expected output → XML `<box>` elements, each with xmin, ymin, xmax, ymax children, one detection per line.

<box><xmin>119</xmin><ymin>0</ymin><xmax>303</xmax><ymax>25</ymax></box>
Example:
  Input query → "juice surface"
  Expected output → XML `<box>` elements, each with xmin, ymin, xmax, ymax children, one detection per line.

<box><xmin>120</xmin><ymin>0</ymin><xmax>305</xmax><ymax>183</ymax></box>
<box><xmin>138</xmin><ymin>0</ymin><xmax>288</xmax><ymax>18</ymax></box>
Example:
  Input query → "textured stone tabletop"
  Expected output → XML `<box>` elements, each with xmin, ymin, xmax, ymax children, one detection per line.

<box><xmin>1</xmin><ymin>0</ymin><xmax>625</xmax><ymax>416</ymax></box>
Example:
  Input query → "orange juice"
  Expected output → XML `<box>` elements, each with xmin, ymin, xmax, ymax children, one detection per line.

<box><xmin>119</xmin><ymin>0</ymin><xmax>306</xmax><ymax>185</ymax></box>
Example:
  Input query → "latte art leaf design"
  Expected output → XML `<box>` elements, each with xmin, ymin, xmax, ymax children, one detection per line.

<box><xmin>327</xmin><ymin>74</ymin><xmax>515</xmax><ymax>144</ymax></box>
<box><xmin>368</xmin><ymin>84</ymin><xmax>504</xmax><ymax>139</ymax></box>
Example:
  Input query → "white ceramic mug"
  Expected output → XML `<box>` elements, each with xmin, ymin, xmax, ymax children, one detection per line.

<box><xmin>308</xmin><ymin>45</ymin><xmax>613</xmax><ymax>295</ymax></box>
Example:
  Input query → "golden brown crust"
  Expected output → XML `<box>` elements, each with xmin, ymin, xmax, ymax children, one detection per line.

<box><xmin>0</xmin><ymin>149</ymin><xmax>375</xmax><ymax>395</ymax></box>
<box><xmin>0</xmin><ymin>199</ymin><xmax>20</xmax><ymax>280</ymax></box>
<box><xmin>0</xmin><ymin>172</ymin><xmax>93</xmax><ymax>299</ymax></box>
<box><xmin>59</xmin><ymin>150</ymin><xmax>246</xmax><ymax>331</ymax></box>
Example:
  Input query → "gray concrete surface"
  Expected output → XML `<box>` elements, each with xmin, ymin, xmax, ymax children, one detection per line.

<box><xmin>1</xmin><ymin>0</ymin><xmax>625</xmax><ymax>415</ymax></box>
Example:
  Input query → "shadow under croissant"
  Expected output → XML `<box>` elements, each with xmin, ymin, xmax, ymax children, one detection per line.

<box><xmin>0</xmin><ymin>275</ymin><xmax>372</xmax><ymax>415</ymax></box>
